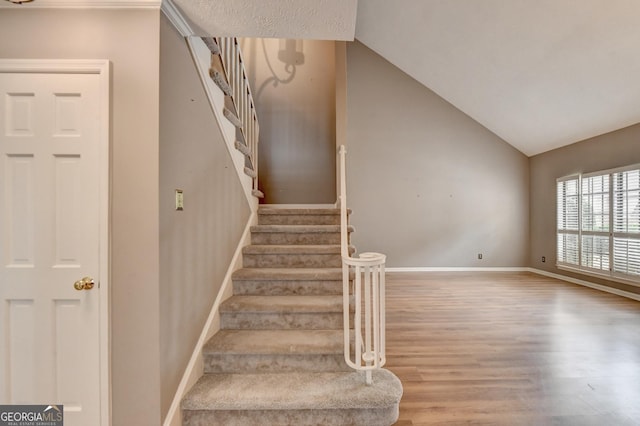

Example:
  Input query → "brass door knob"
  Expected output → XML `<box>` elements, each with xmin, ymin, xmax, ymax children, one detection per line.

<box><xmin>74</xmin><ymin>277</ymin><xmax>95</xmax><ymax>291</ymax></box>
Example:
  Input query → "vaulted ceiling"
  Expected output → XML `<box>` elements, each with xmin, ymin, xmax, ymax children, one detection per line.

<box><xmin>355</xmin><ymin>0</ymin><xmax>640</xmax><ymax>156</ymax></box>
<box><xmin>3</xmin><ymin>0</ymin><xmax>636</xmax><ymax>155</ymax></box>
<box><xmin>173</xmin><ymin>0</ymin><xmax>640</xmax><ymax>156</ymax></box>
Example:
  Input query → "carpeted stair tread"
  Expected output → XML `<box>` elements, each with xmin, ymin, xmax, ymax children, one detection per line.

<box><xmin>257</xmin><ymin>208</ymin><xmax>350</xmax><ymax>225</ymax></box>
<box><xmin>242</xmin><ymin>245</ymin><xmax>355</xmax><ymax>268</ymax></box>
<box><xmin>249</xmin><ymin>225</ymin><xmax>353</xmax><ymax>245</ymax></box>
<box><xmin>220</xmin><ymin>295</ymin><xmax>344</xmax><ymax>313</ymax></box>
<box><xmin>258</xmin><ymin>208</ymin><xmax>347</xmax><ymax>216</ymax></box>
<box><xmin>232</xmin><ymin>267</ymin><xmax>349</xmax><ymax>296</ymax></box>
<box><xmin>243</xmin><ymin>244</ymin><xmax>344</xmax><ymax>254</ymax></box>
<box><xmin>250</xmin><ymin>225</ymin><xmax>353</xmax><ymax>233</ymax></box>
<box><xmin>242</xmin><ymin>245</ymin><xmax>354</xmax><ymax>268</ymax></box>
<box><xmin>233</xmin><ymin>267</ymin><xmax>343</xmax><ymax>280</ymax></box>
<box><xmin>182</xmin><ymin>370</ymin><xmax>403</xmax><ymax>411</ymax></box>
<box><xmin>204</xmin><ymin>329</ymin><xmax>343</xmax><ymax>355</ymax></box>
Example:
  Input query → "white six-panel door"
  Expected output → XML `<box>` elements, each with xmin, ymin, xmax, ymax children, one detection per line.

<box><xmin>0</xmin><ymin>62</ymin><xmax>108</xmax><ymax>426</ymax></box>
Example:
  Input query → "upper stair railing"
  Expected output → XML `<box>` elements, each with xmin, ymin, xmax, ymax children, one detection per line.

<box><xmin>338</xmin><ymin>145</ymin><xmax>387</xmax><ymax>385</ymax></box>
<box><xmin>204</xmin><ymin>37</ymin><xmax>263</xmax><ymax>199</ymax></box>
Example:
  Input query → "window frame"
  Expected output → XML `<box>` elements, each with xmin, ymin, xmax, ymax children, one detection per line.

<box><xmin>556</xmin><ymin>175</ymin><xmax>580</xmax><ymax>268</ymax></box>
<box><xmin>556</xmin><ymin>163</ymin><xmax>640</xmax><ymax>287</ymax></box>
<box><xmin>579</xmin><ymin>172</ymin><xmax>611</xmax><ymax>274</ymax></box>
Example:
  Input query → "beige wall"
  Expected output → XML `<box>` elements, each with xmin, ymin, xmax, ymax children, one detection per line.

<box><xmin>0</xmin><ymin>9</ymin><xmax>162</xmax><ymax>425</ymax></box>
<box><xmin>334</xmin><ymin>41</ymin><xmax>348</xmax><ymax>199</ymax></box>
<box><xmin>159</xmin><ymin>17</ymin><xmax>251</xmax><ymax>420</ymax></box>
<box><xmin>345</xmin><ymin>42</ymin><xmax>530</xmax><ymax>267</ymax></box>
<box><xmin>240</xmin><ymin>38</ymin><xmax>337</xmax><ymax>204</ymax></box>
<box><xmin>530</xmin><ymin>123</ymin><xmax>640</xmax><ymax>295</ymax></box>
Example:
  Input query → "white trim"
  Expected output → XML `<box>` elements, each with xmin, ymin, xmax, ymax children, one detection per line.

<box><xmin>528</xmin><ymin>268</ymin><xmax>640</xmax><ymax>302</ymax></box>
<box><xmin>97</xmin><ymin>60</ymin><xmax>112</xmax><ymax>426</ymax></box>
<box><xmin>0</xmin><ymin>59</ymin><xmax>113</xmax><ymax>74</ymax></box>
<box><xmin>161</xmin><ymin>0</ymin><xmax>194</xmax><ymax>37</ymax></box>
<box><xmin>558</xmin><ymin>264</ymin><xmax>640</xmax><ymax>288</ymax></box>
<box><xmin>162</xmin><ymin>211</ymin><xmax>256</xmax><ymax>426</ymax></box>
<box><xmin>556</xmin><ymin>173</ymin><xmax>580</xmax><ymax>183</ymax></box>
<box><xmin>0</xmin><ymin>59</ymin><xmax>112</xmax><ymax>426</ymax></box>
<box><xmin>386</xmin><ymin>267</ymin><xmax>530</xmax><ymax>272</ymax></box>
<box><xmin>583</xmin><ymin>162</ymin><xmax>640</xmax><ymax>178</ymax></box>
<box><xmin>0</xmin><ymin>0</ymin><xmax>160</xmax><ymax>8</ymax></box>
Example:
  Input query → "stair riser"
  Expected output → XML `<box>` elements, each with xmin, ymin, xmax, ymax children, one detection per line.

<box><xmin>183</xmin><ymin>406</ymin><xmax>400</xmax><ymax>426</ymax></box>
<box><xmin>251</xmin><ymin>232</ymin><xmax>341</xmax><ymax>245</ymax></box>
<box><xmin>258</xmin><ymin>214</ymin><xmax>340</xmax><ymax>226</ymax></box>
<box><xmin>233</xmin><ymin>280</ymin><xmax>343</xmax><ymax>296</ymax></box>
<box><xmin>203</xmin><ymin>354</ymin><xmax>349</xmax><ymax>374</ymax></box>
<box><xmin>220</xmin><ymin>312</ymin><xmax>344</xmax><ymax>330</ymax></box>
<box><xmin>243</xmin><ymin>253</ymin><xmax>342</xmax><ymax>268</ymax></box>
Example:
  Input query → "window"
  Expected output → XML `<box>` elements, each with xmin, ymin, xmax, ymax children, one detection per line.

<box><xmin>613</xmin><ymin>169</ymin><xmax>640</xmax><ymax>277</ymax></box>
<box><xmin>557</xmin><ymin>176</ymin><xmax>579</xmax><ymax>265</ymax></box>
<box><xmin>557</xmin><ymin>165</ymin><xmax>640</xmax><ymax>283</ymax></box>
<box><xmin>581</xmin><ymin>174</ymin><xmax>609</xmax><ymax>272</ymax></box>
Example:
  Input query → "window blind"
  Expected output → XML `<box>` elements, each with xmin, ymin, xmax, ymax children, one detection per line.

<box><xmin>557</xmin><ymin>176</ymin><xmax>579</xmax><ymax>266</ymax></box>
<box><xmin>613</xmin><ymin>169</ymin><xmax>640</xmax><ymax>278</ymax></box>
<box><xmin>581</xmin><ymin>174</ymin><xmax>609</xmax><ymax>272</ymax></box>
<box><xmin>557</xmin><ymin>165</ymin><xmax>640</xmax><ymax>283</ymax></box>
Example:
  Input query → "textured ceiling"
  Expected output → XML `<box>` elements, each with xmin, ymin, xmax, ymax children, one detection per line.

<box><xmin>172</xmin><ymin>0</ymin><xmax>357</xmax><ymax>41</ymax></box>
<box><xmin>355</xmin><ymin>0</ymin><xmax>640</xmax><ymax>156</ymax></box>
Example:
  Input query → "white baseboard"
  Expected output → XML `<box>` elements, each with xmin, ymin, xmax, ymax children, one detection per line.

<box><xmin>527</xmin><ymin>268</ymin><xmax>640</xmax><ymax>302</ymax></box>
<box><xmin>386</xmin><ymin>267</ymin><xmax>530</xmax><ymax>272</ymax></box>
<box><xmin>162</xmin><ymin>211</ymin><xmax>256</xmax><ymax>426</ymax></box>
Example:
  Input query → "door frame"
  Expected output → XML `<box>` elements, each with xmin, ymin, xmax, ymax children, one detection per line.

<box><xmin>0</xmin><ymin>59</ymin><xmax>111</xmax><ymax>426</ymax></box>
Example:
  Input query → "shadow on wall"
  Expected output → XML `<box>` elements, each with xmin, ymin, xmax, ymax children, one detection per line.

<box><xmin>239</xmin><ymin>37</ymin><xmax>337</xmax><ymax>205</ymax></box>
<box><xmin>255</xmin><ymin>39</ymin><xmax>305</xmax><ymax>102</ymax></box>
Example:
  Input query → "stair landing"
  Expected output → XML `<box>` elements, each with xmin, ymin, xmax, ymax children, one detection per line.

<box><xmin>182</xmin><ymin>370</ymin><xmax>402</xmax><ymax>426</ymax></box>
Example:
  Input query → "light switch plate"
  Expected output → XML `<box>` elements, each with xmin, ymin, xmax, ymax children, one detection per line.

<box><xmin>175</xmin><ymin>189</ymin><xmax>184</xmax><ymax>211</ymax></box>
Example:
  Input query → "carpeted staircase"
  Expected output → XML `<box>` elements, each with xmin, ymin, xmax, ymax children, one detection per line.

<box><xmin>181</xmin><ymin>207</ymin><xmax>402</xmax><ymax>425</ymax></box>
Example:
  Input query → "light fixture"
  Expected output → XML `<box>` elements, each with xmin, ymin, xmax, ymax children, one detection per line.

<box><xmin>5</xmin><ymin>0</ymin><xmax>34</xmax><ymax>4</ymax></box>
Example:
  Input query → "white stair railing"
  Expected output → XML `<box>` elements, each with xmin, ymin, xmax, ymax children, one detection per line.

<box><xmin>207</xmin><ymin>37</ymin><xmax>262</xmax><ymax>199</ymax></box>
<box><xmin>338</xmin><ymin>145</ymin><xmax>387</xmax><ymax>385</ymax></box>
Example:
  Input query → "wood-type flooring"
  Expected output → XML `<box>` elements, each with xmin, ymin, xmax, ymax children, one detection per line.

<box><xmin>385</xmin><ymin>272</ymin><xmax>640</xmax><ymax>425</ymax></box>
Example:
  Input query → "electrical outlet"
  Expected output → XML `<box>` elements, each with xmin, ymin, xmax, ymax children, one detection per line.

<box><xmin>541</xmin><ymin>256</ymin><xmax>546</xmax><ymax>263</ymax></box>
<box><xmin>478</xmin><ymin>253</ymin><xmax>483</xmax><ymax>260</ymax></box>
